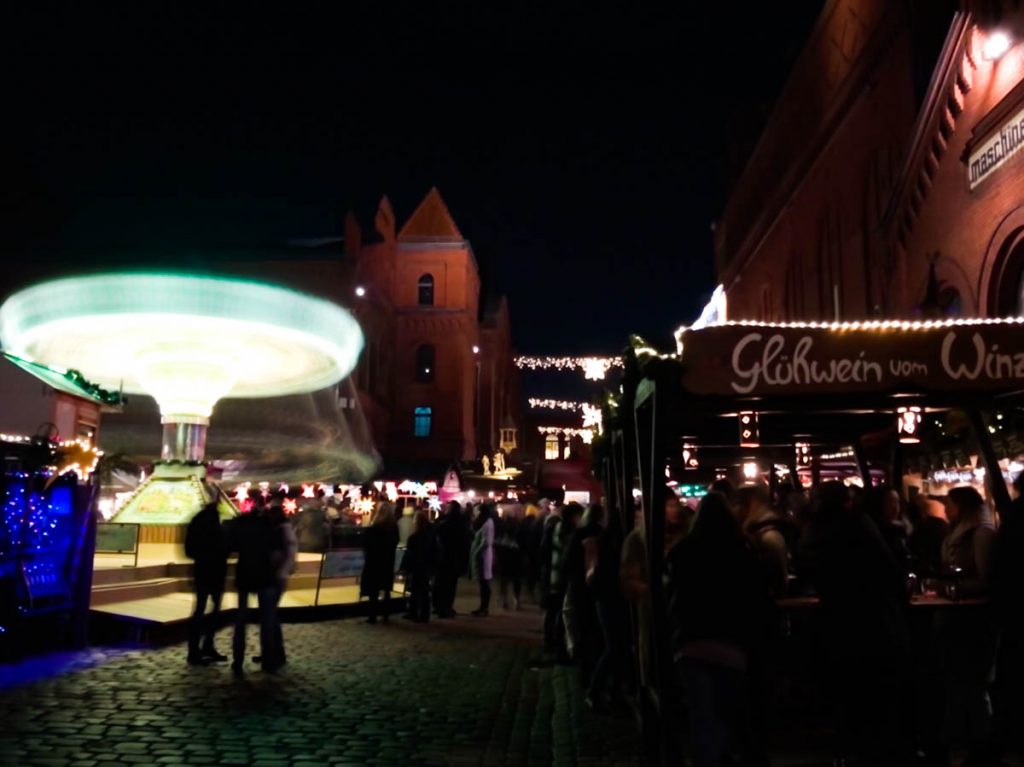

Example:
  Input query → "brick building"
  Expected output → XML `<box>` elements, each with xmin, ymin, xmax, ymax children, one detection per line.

<box><xmin>716</xmin><ymin>0</ymin><xmax>1024</xmax><ymax>323</ymax></box>
<box><xmin>347</xmin><ymin>188</ymin><xmax>520</xmax><ymax>467</ymax></box>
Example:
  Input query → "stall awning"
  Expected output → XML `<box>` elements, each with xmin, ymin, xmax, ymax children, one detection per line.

<box><xmin>674</xmin><ymin>317</ymin><xmax>1024</xmax><ymax>402</ymax></box>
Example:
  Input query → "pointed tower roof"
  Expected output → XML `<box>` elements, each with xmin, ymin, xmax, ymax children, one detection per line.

<box><xmin>398</xmin><ymin>187</ymin><xmax>464</xmax><ymax>242</ymax></box>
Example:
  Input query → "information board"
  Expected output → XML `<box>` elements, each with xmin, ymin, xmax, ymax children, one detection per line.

<box><xmin>320</xmin><ymin>548</ymin><xmax>365</xmax><ymax>579</ymax></box>
<box><xmin>95</xmin><ymin>522</ymin><xmax>140</xmax><ymax>554</ymax></box>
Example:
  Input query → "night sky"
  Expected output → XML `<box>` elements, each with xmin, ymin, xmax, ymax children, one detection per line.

<box><xmin>4</xmin><ymin>3</ymin><xmax>822</xmax><ymax>357</ymax></box>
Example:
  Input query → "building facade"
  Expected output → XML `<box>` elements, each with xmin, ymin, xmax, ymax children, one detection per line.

<box><xmin>716</xmin><ymin>0</ymin><xmax>1024</xmax><ymax>324</ymax></box>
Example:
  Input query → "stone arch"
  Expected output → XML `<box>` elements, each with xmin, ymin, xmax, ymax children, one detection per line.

<box><xmin>978</xmin><ymin>205</ymin><xmax>1024</xmax><ymax>316</ymax></box>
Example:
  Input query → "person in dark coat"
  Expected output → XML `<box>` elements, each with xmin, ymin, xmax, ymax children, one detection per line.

<box><xmin>225</xmin><ymin>507</ymin><xmax>280</xmax><ymax>676</ymax></box>
<box><xmin>400</xmin><ymin>511</ymin><xmax>436</xmax><ymax>622</ymax></box>
<box><xmin>360</xmin><ymin>502</ymin><xmax>399</xmax><ymax>624</ymax></box>
<box><xmin>800</xmin><ymin>482</ymin><xmax>912</xmax><ymax>766</ymax></box>
<box><xmin>993</xmin><ymin>474</ymin><xmax>1024</xmax><ymax>762</ymax></box>
<box><xmin>561</xmin><ymin>505</ymin><xmax>602</xmax><ymax>682</ymax></box>
<box><xmin>667</xmin><ymin>492</ymin><xmax>772</xmax><ymax>767</ymax></box>
<box><xmin>433</xmin><ymin>501</ymin><xmax>469</xmax><ymax>618</ymax></box>
<box><xmin>184</xmin><ymin>502</ymin><xmax>228</xmax><ymax>665</ymax></box>
<box><xmin>496</xmin><ymin>511</ymin><xmax>524</xmax><ymax>610</ymax></box>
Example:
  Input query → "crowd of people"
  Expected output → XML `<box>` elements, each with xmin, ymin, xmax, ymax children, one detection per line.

<box><xmin>650</xmin><ymin>478</ymin><xmax>1024</xmax><ymax>767</ymax></box>
<box><xmin>183</xmin><ymin>497</ymin><xmax>297</xmax><ymax>677</ymax></box>
<box><xmin>181</xmin><ymin>477</ymin><xmax>1024</xmax><ymax>765</ymax></box>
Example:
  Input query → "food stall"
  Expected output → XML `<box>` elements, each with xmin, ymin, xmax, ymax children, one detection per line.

<box><xmin>601</xmin><ymin>317</ymin><xmax>1024</xmax><ymax>764</ymax></box>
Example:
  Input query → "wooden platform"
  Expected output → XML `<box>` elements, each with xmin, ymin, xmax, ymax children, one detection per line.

<box><xmin>89</xmin><ymin>543</ymin><xmax>401</xmax><ymax>644</ymax></box>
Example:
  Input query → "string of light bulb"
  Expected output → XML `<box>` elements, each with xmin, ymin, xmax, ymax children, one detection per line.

<box><xmin>514</xmin><ymin>356</ymin><xmax>623</xmax><ymax>380</ymax></box>
<box><xmin>528</xmin><ymin>398</ymin><xmax>586</xmax><ymax>411</ymax></box>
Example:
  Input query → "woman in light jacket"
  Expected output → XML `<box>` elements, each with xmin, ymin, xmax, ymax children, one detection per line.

<box><xmin>471</xmin><ymin>503</ymin><xmax>496</xmax><ymax>616</ymax></box>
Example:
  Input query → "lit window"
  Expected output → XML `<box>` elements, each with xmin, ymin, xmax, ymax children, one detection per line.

<box><xmin>414</xmin><ymin>407</ymin><xmax>432</xmax><ymax>438</ymax></box>
<box><xmin>418</xmin><ymin>274</ymin><xmax>434</xmax><ymax>306</ymax></box>
<box><xmin>544</xmin><ymin>434</ymin><xmax>559</xmax><ymax>460</ymax></box>
<box><xmin>415</xmin><ymin>345</ymin><xmax>435</xmax><ymax>382</ymax></box>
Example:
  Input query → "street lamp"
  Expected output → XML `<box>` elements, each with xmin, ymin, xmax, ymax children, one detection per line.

<box><xmin>983</xmin><ymin>31</ymin><xmax>1011</xmax><ymax>61</ymax></box>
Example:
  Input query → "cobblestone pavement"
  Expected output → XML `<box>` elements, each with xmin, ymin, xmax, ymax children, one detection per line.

<box><xmin>1</xmin><ymin>592</ymin><xmax>641</xmax><ymax>767</ymax></box>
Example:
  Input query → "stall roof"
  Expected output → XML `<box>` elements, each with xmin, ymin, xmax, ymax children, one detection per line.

<box><xmin>2</xmin><ymin>352</ymin><xmax>124</xmax><ymax>407</ymax></box>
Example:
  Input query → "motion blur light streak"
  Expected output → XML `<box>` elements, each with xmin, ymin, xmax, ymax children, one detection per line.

<box><xmin>0</xmin><ymin>273</ymin><xmax>365</xmax><ymax>424</ymax></box>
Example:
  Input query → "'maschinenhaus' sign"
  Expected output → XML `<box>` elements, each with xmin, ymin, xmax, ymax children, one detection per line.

<box><xmin>968</xmin><ymin>103</ymin><xmax>1024</xmax><ymax>189</ymax></box>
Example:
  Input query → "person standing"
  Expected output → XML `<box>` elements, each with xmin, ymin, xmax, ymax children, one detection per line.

<box><xmin>263</xmin><ymin>505</ymin><xmax>297</xmax><ymax>668</ymax></box>
<box><xmin>938</xmin><ymin>486</ymin><xmax>997</xmax><ymax>765</ymax></box>
<box><xmin>433</xmin><ymin>502</ymin><xmax>469</xmax><ymax>618</ymax></box>
<box><xmin>361</xmin><ymin>502</ymin><xmax>400</xmax><ymax>624</ymax></box>
<box><xmin>993</xmin><ymin>474</ymin><xmax>1024</xmax><ymax>762</ymax></box>
<box><xmin>519</xmin><ymin>510</ymin><xmax>540</xmax><ymax>604</ymax></box>
<box><xmin>587</xmin><ymin>506</ymin><xmax>627</xmax><ymax>711</ymax></box>
<box><xmin>542</xmin><ymin>502</ymin><xmax>582</xmax><ymax>660</ymax></box>
<box><xmin>666</xmin><ymin>492</ymin><xmax>772</xmax><ymax>767</ymax></box>
<box><xmin>397</xmin><ymin>505</ymin><xmax>416</xmax><ymax>547</ymax></box>
<box><xmin>184</xmin><ymin>502</ymin><xmax>229</xmax><ymax>665</ymax></box>
<box><xmin>470</xmin><ymin>503</ymin><xmax>496</xmax><ymax>616</ymax></box>
<box><xmin>400</xmin><ymin>511</ymin><xmax>436</xmax><ymax>622</ymax></box>
<box><xmin>226</xmin><ymin>506</ymin><xmax>279</xmax><ymax>676</ymax></box>
<box><xmin>734</xmin><ymin>483</ymin><xmax>791</xmax><ymax>598</ymax></box>
<box><xmin>800</xmin><ymin>482</ymin><xmax>912</xmax><ymax>766</ymax></box>
<box><xmin>496</xmin><ymin>510</ymin><xmax>523</xmax><ymax>610</ymax></box>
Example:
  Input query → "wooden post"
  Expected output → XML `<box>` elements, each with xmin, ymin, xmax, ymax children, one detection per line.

<box><xmin>853</xmin><ymin>442</ymin><xmax>873</xmax><ymax>488</ymax></box>
<box><xmin>967</xmin><ymin>409</ymin><xmax>1012</xmax><ymax>513</ymax></box>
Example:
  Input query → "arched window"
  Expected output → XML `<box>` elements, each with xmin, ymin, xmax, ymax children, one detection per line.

<box><xmin>415</xmin><ymin>345</ymin><xmax>435</xmax><ymax>382</ymax></box>
<box><xmin>544</xmin><ymin>433</ymin><xmax>560</xmax><ymax>460</ymax></box>
<box><xmin>418</xmin><ymin>274</ymin><xmax>435</xmax><ymax>306</ymax></box>
<box><xmin>414</xmin><ymin>406</ymin><xmax>432</xmax><ymax>438</ymax></box>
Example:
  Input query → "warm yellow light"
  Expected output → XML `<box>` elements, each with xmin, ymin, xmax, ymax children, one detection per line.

<box><xmin>984</xmin><ymin>31</ymin><xmax>1011</xmax><ymax>60</ymax></box>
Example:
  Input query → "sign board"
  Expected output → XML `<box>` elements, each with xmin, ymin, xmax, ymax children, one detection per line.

<box><xmin>969</xmin><ymin>103</ymin><xmax>1024</xmax><ymax>189</ymax></box>
<box><xmin>95</xmin><ymin>522</ymin><xmax>139</xmax><ymax>554</ymax></box>
<box><xmin>320</xmin><ymin>549</ymin><xmax>365</xmax><ymax>579</ymax></box>
<box><xmin>678</xmin><ymin>321</ymin><xmax>1024</xmax><ymax>399</ymax></box>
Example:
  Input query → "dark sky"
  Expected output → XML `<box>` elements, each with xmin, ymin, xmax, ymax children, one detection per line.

<box><xmin>4</xmin><ymin>3</ymin><xmax>822</xmax><ymax>356</ymax></box>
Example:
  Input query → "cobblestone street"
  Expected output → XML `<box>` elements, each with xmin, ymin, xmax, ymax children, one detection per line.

<box><xmin>1</xmin><ymin>593</ymin><xmax>641</xmax><ymax>767</ymax></box>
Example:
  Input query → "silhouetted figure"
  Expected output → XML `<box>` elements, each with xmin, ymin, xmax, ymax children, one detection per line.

<box><xmin>184</xmin><ymin>502</ymin><xmax>228</xmax><ymax>665</ymax></box>
<box><xmin>735</xmin><ymin>483</ymin><xmax>791</xmax><ymax>598</ymax></box>
<box><xmin>226</xmin><ymin>507</ymin><xmax>280</xmax><ymax>676</ymax></box>
<box><xmin>541</xmin><ymin>502</ymin><xmax>582</xmax><ymax>659</ymax></box>
<box><xmin>562</xmin><ymin>505</ymin><xmax>602</xmax><ymax>683</ymax></box>
<box><xmin>586</xmin><ymin>505</ymin><xmax>627</xmax><ymax>711</ymax></box>
<box><xmin>400</xmin><ymin>511</ymin><xmax>436</xmax><ymax>622</ymax></box>
<box><xmin>908</xmin><ymin>491</ymin><xmax>950</xmax><ymax>578</ymax></box>
<box><xmin>518</xmin><ymin>512</ymin><xmax>541</xmax><ymax>603</ymax></box>
<box><xmin>863</xmin><ymin>485</ymin><xmax>913</xmax><ymax>574</ymax></box>
<box><xmin>666</xmin><ymin>492</ymin><xmax>772</xmax><ymax>767</ymax></box>
<box><xmin>470</xmin><ymin>503</ymin><xmax>496</xmax><ymax>616</ymax></box>
<box><xmin>433</xmin><ymin>501</ymin><xmax>469</xmax><ymax>618</ymax></box>
<box><xmin>993</xmin><ymin>475</ymin><xmax>1024</xmax><ymax>762</ymax></box>
<box><xmin>495</xmin><ymin>512</ymin><xmax>523</xmax><ymax>610</ymax></box>
<box><xmin>800</xmin><ymin>482</ymin><xmax>911</xmax><ymax>765</ymax></box>
<box><xmin>361</xmin><ymin>503</ymin><xmax>399</xmax><ymax>624</ymax></box>
<box><xmin>262</xmin><ymin>505</ymin><xmax>297</xmax><ymax>668</ymax></box>
<box><xmin>937</xmin><ymin>486</ymin><xmax>997</xmax><ymax>764</ymax></box>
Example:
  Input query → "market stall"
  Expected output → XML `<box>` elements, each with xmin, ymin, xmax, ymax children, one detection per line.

<box><xmin>603</xmin><ymin>317</ymin><xmax>1024</xmax><ymax>764</ymax></box>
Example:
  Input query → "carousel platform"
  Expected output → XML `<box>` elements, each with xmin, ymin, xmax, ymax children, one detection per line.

<box><xmin>89</xmin><ymin>544</ymin><xmax>404</xmax><ymax>644</ymax></box>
